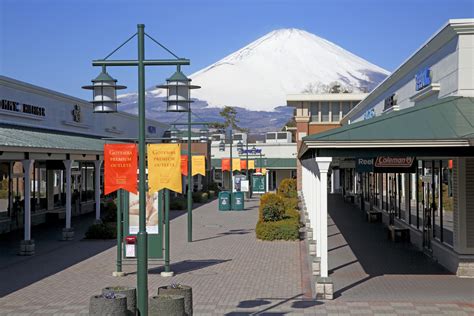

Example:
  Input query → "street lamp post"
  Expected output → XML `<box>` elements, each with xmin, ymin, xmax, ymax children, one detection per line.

<box><xmin>83</xmin><ymin>24</ymin><xmax>190</xmax><ymax>316</ymax></box>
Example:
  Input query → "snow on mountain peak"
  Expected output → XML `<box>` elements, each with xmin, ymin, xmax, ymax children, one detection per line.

<box><xmin>145</xmin><ymin>28</ymin><xmax>389</xmax><ymax>112</ymax></box>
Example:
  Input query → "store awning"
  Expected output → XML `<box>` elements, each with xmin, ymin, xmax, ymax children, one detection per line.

<box><xmin>301</xmin><ymin>97</ymin><xmax>474</xmax><ymax>158</ymax></box>
<box><xmin>0</xmin><ymin>126</ymin><xmax>107</xmax><ymax>154</ymax></box>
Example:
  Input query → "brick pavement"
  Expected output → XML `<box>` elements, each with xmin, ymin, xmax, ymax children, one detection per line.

<box><xmin>0</xmin><ymin>196</ymin><xmax>473</xmax><ymax>315</ymax></box>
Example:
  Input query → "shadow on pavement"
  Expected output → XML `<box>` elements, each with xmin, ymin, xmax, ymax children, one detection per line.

<box><xmin>193</xmin><ymin>228</ymin><xmax>253</xmax><ymax>242</ymax></box>
<box><xmin>225</xmin><ymin>294</ymin><xmax>323</xmax><ymax>315</ymax></box>
<box><xmin>148</xmin><ymin>259</ymin><xmax>231</xmax><ymax>275</ymax></box>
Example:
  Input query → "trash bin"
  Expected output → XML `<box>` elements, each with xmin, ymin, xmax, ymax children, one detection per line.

<box><xmin>232</xmin><ymin>191</ymin><xmax>245</xmax><ymax>211</ymax></box>
<box><xmin>218</xmin><ymin>191</ymin><xmax>231</xmax><ymax>211</ymax></box>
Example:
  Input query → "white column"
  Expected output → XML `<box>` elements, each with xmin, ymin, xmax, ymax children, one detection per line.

<box><xmin>8</xmin><ymin>162</ymin><xmax>14</xmax><ymax>216</ymax></box>
<box><xmin>94</xmin><ymin>160</ymin><xmax>102</xmax><ymax>221</ymax></box>
<box><xmin>316</xmin><ymin>157</ymin><xmax>332</xmax><ymax>278</ymax></box>
<box><xmin>334</xmin><ymin>169</ymin><xmax>340</xmax><ymax>193</ymax></box>
<box><xmin>315</xmin><ymin>162</ymin><xmax>321</xmax><ymax>257</ymax></box>
<box><xmin>22</xmin><ymin>159</ymin><xmax>34</xmax><ymax>241</ymax></box>
<box><xmin>63</xmin><ymin>160</ymin><xmax>73</xmax><ymax>229</ymax></box>
<box><xmin>330</xmin><ymin>171</ymin><xmax>335</xmax><ymax>194</ymax></box>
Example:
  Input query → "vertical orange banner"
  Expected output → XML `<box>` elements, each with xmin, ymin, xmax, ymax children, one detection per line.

<box><xmin>192</xmin><ymin>155</ymin><xmax>206</xmax><ymax>176</ymax></box>
<box><xmin>248</xmin><ymin>160</ymin><xmax>255</xmax><ymax>169</ymax></box>
<box><xmin>181</xmin><ymin>155</ymin><xmax>188</xmax><ymax>176</ymax></box>
<box><xmin>104</xmin><ymin>144</ymin><xmax>137</xmax><ymax>195</ymax></box>
<box><xmin>240</xmin><ymin>160</ymin><xmax>247</xmax><ymax>170</ymax></box>
<box><xmin>222</xmin><ymin>158</ymin><xmax>230</xmax><ymax>171</ymax></box>
<box><xmin>232</xmin><ymin>158</ymin><xmax>241</xmax><ymax>171</ymax></box>
<box><xmin>148</xmin><ymin>144</ymin><xmax>182</xmax><ymax>193</ymax></box>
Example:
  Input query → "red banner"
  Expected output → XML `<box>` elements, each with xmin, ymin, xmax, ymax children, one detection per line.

<box><xmin>222</xmin><ymin>158</ymin><xmax>230</xmax><ymax>171</ymax></box>
<box><xmin>104</xmin><ymin>144</ymin><xmax>137</xmax><ymax>195</ymax></box>
<box><xmin>181</xmin><ymin>155</ymin><xmax>188</xmax><ymax>176</ymax></box>
<box><xmin>240</xmin><ymin>160</ymin><xmax>247</xmax><ymax>170</ymax></box>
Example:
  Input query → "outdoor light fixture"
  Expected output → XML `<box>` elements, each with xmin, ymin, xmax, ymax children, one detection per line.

<box><xmin>199</xmin><ymin>126</ymin><xmax>209</xmax><ymax>143</ymax></box>
<box><xmin>219</xmin><ymin>139</ymin><xmax>225</xmax><ymax>151</ymax></box>
<box><xmin>237</xmin><ymin>140</ymin><xmax>244</xmax><ymax>152</ymax></box>
<box><xmin>82</xmin><ymin>67</ymin><xmax>126</xmax><ymax>113</ymax></box>
<box><xmin>158</xmin><ymin>67</ymin><xmax>200</xmax><ymax>112</ymax></box>
<box><xmin>169</xmin><ymin>126</ymin><xmax>180</xmax><ymax>143</ymax></box>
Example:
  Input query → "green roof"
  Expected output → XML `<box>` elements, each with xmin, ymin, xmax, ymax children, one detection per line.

<box><xmin>303</xmin><ymin>97</ymin><xmax>474</xmax><ymax>142</ymax></box>
<box><xmin>0</xmin><ymin>126</ymin><xmax>106</xmax><ymax>153</ymax></box>
<box><xmin>211</xmin><ymin>158</ymin><xmax>296</xmax><ymax>169</ymax></box>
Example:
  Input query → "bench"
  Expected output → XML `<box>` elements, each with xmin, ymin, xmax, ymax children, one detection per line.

<box><xmin>388</xmin><ymin>225</ymin><xmax>410</xmax><ymax>242</ymax></box>
<box><xmin>366</xmin><ymin>210</ymin><xmax>382</xmax><ymax>223</ymax></box>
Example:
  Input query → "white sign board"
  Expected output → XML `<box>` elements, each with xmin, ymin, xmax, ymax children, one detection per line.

<box><xmin>241</xmin><ymin>180</ymin><xmax>249</xmax><ymax>192</ymax></box>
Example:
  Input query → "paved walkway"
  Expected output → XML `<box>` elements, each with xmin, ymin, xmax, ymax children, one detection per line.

<box><xmin>0</xmin><ymin>195</ymin><xmax>472</xmax><ymax>315</ymax></box>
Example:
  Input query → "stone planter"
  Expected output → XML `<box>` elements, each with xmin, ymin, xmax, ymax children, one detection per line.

<box><xmin>19</xmin><ymin>239</ymin><xmax>35</xmax><ymax>256</ymax></box>
<box><xmin>150</xmin><ymin>295</ymin><xmax>185</xmax><ymax>316</ymax></box>
<box><xmin>89</xmin><ymin>293</ymin><xmax>127</xmax><ymax>316</ymax></box>
<box><xmin>62</xmin><ymin>227</ymin><xmax>74</xmax><ymax>241</ymax></box>
<box><xmin>102</xmin><ymin>286</ymin><xmax>136</xmax><ymax>315</ymax></box>
<box><xmin>158</xmin><ymin>285</ymin><xmax>193</xmax><ymax>315</ymax></box>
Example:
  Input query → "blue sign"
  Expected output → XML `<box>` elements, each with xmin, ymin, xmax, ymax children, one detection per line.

<box><xmin>148</xmin><ymin>126</ymin><xmax>157</xmax><ymax>134</ymax></box>
<box><xmin>364</xmin><ymin>108</ymin><xmax>375</xmax><ymax>120</ymax></box>
<box><xmin>241</xmin><ymin>148</ymin><xmax>262</xmax><ymax>155</ymax></box>
<box><xmin>415</xmin><ymin>68</ymin><xmax>431</xmax><ymax>91</ymax></box>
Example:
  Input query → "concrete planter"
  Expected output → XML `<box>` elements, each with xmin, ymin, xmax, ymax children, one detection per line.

<box><xmin>19</xmin><ymin>239</ymin><xmax>35</xmax><ymax>256</ymax></box>
<box><xmin>102</xmin><ymin>286</ymin><xmax>136</xmax><ymax>315</ymax></box>
<box><xmin>158</xmin><ymin>285</ymin><xmax>193</xmax><ymax>315</ymax></box>
<box><xmin>62</xmin><ymin>227</ymin><xmax>74</xmax><ymax>241</ymax></box>
<box><xmin>89</xmin><ymin>293</ymin><xmax>127</xmax><ymax>316</ymax></box>
<box><xmin>150</xmin><ymin>295</ymin><xmax>185</xmax><ymax>316</ymax></box>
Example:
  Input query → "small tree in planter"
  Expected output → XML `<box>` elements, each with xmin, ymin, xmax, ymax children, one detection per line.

<box><xmin>89</xmin><ymin>292</ymin><xmax>127</xmax><ymax>316</ymax></box>
<box><xmin>149</xmin><ymin>294</ymin><xmax>185</xmax><ymax>316</ymax></box>
<box><xmin>158</xmin><ymin>283</ymin><xmax>193</xmax><ymax>315</ymax></box>
<box><xmin>102</xmin><ymin>286</ymin><xmax>136</xmax><ymax>315</ymax></box>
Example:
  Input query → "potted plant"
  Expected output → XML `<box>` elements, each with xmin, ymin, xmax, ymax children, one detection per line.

<box><xmin>149</xmin><ymin>294</ymin><xmax>185</xmax><ymax>316</ymax></box>
<box><xmin>89</xmin><ymin>292</ymin><xmax>127</xmax><ymax>316</ymax></box>
<box><xmin>102</xmin><ymin>286</ymin><xmax>136</xmax><ymax>315</ymax></box>
<box><xmin>158</xmin><ymin>283</ymin><xmax>193</xmax><ymax>315</ymax></box>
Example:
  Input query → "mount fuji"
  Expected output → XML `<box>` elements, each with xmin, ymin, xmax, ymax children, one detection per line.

<box><xmin>118</xmin><ymin>28</ymin><xmax>389</xmax><ymax>131</ymax></box>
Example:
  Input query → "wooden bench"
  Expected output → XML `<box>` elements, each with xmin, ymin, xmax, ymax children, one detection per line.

<box><xmin>366</xmin><ymin>210</ymin><xmax>382</xmax><ymax>223</ymax></box>
<box><xmin>388</xmin><ymin>225</ymin><xmax>410</xmax><ymax>242</ymax></box>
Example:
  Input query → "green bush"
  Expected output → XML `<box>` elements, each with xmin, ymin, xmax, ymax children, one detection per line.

<box><xmin>207</xmin><ymin>182</ymin><xmax>220</xmax><ymax>193</ymax></box>
<box><xmin>208</xmin><ymin>190</ymin><xmax>216</xmax><ymax>199</ymax></box>
<box><xmin>192</xmin><ymin>191</ymin><xmax>208</xmax><ymax>203</ymax></box>
<box><xmin>277</xmin><ymin>178</ymin><xmax>297</xmax><ymax>198</ymax></box>
<box><xmin>101</xmin><ymin>199</ymin><xmax>117</xmax><ymax>223</ymax></box>
<box><xmin>85</xmin><ymin>223</ymin><xmax>116</xmax><ymax>239</ymax></box>
<box><xmin>256</xmin><ymin>218</ymin><xmax>299</xmax><ymax>241</ymax></box>
<box><xmin>170</xmin><ymin>198</ymin><xmax>187</xmax><ymax>210</ymax></box>
<box><xmin>259</xmin><ymin>193</ymin><xmax>284</xmax><ymax>222</ymax></box>
<box><xmin>282</xmin><ymin>197</ymin><xmax>299</xmax><ymax>212</ymax></box>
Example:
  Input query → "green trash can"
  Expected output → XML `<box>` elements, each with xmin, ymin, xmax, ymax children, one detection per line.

<box><xmin>232</xmin><ymin>191</ymin><xmax>245</xmax><ymax>211</ymax></box>
<box><xmin>218</xmin><ymin>191</ymin><xmax>231</xmax><ymax>211</ymax></box>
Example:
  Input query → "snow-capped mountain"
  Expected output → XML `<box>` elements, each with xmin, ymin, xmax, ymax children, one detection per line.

<box><xmin>119</xmin><ymin>28</ymin><xmax>389</xmax><ymax>131</ymax></box>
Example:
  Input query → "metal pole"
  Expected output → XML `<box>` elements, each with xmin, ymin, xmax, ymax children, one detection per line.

<box><xmin>246</xmin><ymin>139</ymin><xmax>250</xmax><ymax>198</ymax></box>
<box><xmin>229</xmin><ymin>131</ymin><xmax>233</xmax><ymax>210</ymax></box>
<box><xmin>164</xmin><ymin>189</ymin><xmax>170</xmax><ymax>272</ymax></box>
<box><xmin>136</xmin><ymin>23</ymin><xmax>148</xmax><ymax>316</ymax></box>
<box><xmin>116</xmin><ymin>189</ymin><xmax>123</xmax><ymax>274</ymax></box>
<box><xmin>187</xmin><ymin>103</ymin><xmax>193</xmax><ymax>242</ymax></box>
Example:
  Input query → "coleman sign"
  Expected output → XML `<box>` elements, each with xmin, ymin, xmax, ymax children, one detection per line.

<box><xmin>355</xmin><ymin>157</ymin><xmax>416</xmax><ymax>173</ymax></box>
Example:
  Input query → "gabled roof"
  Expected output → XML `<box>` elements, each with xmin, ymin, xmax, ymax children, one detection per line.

<box><xmin>301</xmin><ymin>97</ymin><xmax>474</xmax><ymax>157</ymax></box>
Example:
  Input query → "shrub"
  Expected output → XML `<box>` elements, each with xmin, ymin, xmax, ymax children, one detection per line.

<box><xmin>192</xmin><ymin>191</ymin><xmax>209</xmax><ymax>203</ymax></box>
<box><xmin>259</xmin><ymin>193</ymin><xmax>284</xmax><ymax>222</ymax></box>
<box><xmin>170</xmin><ymin>198</ymin><xmax>187</xmax><ymax>210</ymax></box>
<box><xmin>207</xmin><ymin>182</ymin><xmax>220</xmax><ymax>193</ymax></box>
<box><xmin>282</xmin><ymin>197</ymin><xmax>299</xmax><ymax>212</ymax></box>
<box><xmin>208</xmin><ymin>190</ymin><xmax>216</xmax><ymax>199</ymax></box>
<box><xmin>85</xmin><ymin>223</ymin><xmax>116</xmax><ymax>239</ymax></box>
<box><xmin>277</xmin><ymin>178</ymin><xmax>297</xmax><ymax>198</ymax></box>
<box><xmin>256</xmin><ymin>218</ymin><xmax>299</xmax><ymax>241</ymax></box>
<box><xmin>101</xmin><ymin>199</ymin><xmax>117</xmax><ymax>223</ymax></box>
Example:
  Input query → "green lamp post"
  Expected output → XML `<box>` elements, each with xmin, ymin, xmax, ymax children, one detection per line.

<box><xmin>84</xmin><ymin>24</ymin><xmax>190</xmax><ymax>316</ymax></box>
<box><xmin>157</xmin><ymin>68</ymin><xmax>200</xmax><ymax>242</ymax></box>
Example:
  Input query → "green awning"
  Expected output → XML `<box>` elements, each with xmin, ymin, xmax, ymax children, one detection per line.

<box><xmin>0</xmin><ymin>126</ymin><xmax>106</xmax><ymax>153</ymax></box>
<box><xmin>211</xmin><ymin>158</ymin><xmax>296</xmax><ymax>169</ymax></box>
<box><xmin>301</xmin><ymin>97</ymin><xmax>474</xmax><ymax>157</ymax></box>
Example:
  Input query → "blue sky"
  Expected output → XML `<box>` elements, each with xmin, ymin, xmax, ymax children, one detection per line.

<box><xmin>1</xmin><ymin>0</ymin><xmax>473</xmax><ymax>100</ymax></box>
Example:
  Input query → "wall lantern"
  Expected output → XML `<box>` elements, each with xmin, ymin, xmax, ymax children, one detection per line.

<box><xmin>157</xmin><ymin>67</ymin><xmax>200</xmax><ymax>112</ymax></box>
<box><xmin>82</xmin><ymin>67</ymin><xmax>126</xmax><ymax>113</ymax></box>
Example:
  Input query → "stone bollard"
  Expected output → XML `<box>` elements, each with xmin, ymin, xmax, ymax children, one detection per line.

<box><xmin>306</xmin><ymin>228</ymin><xmax>313</xmax><ymax>240</ymax></box>
<box><xmin>158</xmin><ymin>284</ymin><xmax>193</xmax><ymax>315</ymax></box>
<box><xmin>102</xmin><ymin>286</ymin><xmax>136</xmax><ymax>315</ymax></box>
<box><xmin>150</xmin><ymin>295</ymin><xmax>185</xmax><ymax>316</ymax></box>
<box><xmin>316</xmin><ymin>277</ymin><xmax>334</xmax><ymax>300</ymax></box>
<box><xmin>62</xmin><ymin>228</ymin><xmax>74</xmax><ymax>241</ymax></box>
<box><xmin>19</xmin><ymin>240</ymin><xmax>35</xmax><ymax>256</ymax></box>
<box><xmin>312</xmin><ymin>257</ymin><xmax>321</xmax><ymax>276</ymax></box>
<box><xmin>309</xmin><ymin>240</ymin><xmax>316</xmax><ymax>256</ymax></box>
<box><xmin>89</xmin><ymin>293</ymin><xmax>127</xmax><ymax>316</ymax></box>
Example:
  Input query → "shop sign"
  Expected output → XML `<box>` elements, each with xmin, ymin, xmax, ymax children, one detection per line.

<box><xmin>241</xmin><ymin>148</ymin><xmax>262</xmax><ymax>155</ymax></box>
<box><xmin>383</xmin><ymin>93</ymin><xmax>398</xmax><ymax>111</ymax></box>
<box><xmin>129</xmin><ymin>191</ymin><xmax>159</xmax><ymax>234</ymax></box>
<box><xmin>355</xmin><ymin>157</ymin><xmax>374</xmax><ymax>173</ymax></box>
<box><xmin>147</xmin><ymin>144</ymin><xmax>182</xmax><ymax>193</ymax></box>
<box><xmin>192</xmin><ymin>155</ymin><xmax>206</xmax><ymax>176</ymax></box>
<box><xmin>364</xmin><ymin>108</ymin><xmax>375</xmax><ymax>120</ymax></box>
<box><xmin>415</xmin><ymin>68</ymin><xmax>431</xmax><ymax>91</ymax></box>
<box><xmin>1</xmin><ymin>99</ymin><xmax>46</xmax><ymax>117</ymax></box>
<box><xmin>374</xmin><ymin>156</ymin><xmax>416</xmax><ymax>173</ymax></box>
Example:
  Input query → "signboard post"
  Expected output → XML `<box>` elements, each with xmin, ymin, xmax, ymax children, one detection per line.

<box><xmin>252</xmin><ymin>174</ymin><xmax>266</xmax><ymax>194</ymax></box>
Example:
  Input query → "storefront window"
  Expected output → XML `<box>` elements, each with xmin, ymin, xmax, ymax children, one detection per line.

<box><xmin>310</xmin><ymin>102</ymin><xmax>319</xmax><ymax>122</ymax></box>
<box><xmin>439</xmin><ymin>160</ymin><xmax>454</xmax><ymax>246</ymax></box>
<box><xmin>342</xmin><ymin>101</ymin><xmax>351</xmax><ymax>117</ymax></box>
<box><xmin>331</xmin><ymin>102</ymin><xmax>340</xmax><ymax>122</ymax></box>
<box><xmin>321</xmin><ymin>102</ymin><xmax>330</xmax><ymax>122</ymax></box>
<box><xmin>0</xmin><ymin>163</ymin><xmax>10</xmax><ymax>217</ymax></box>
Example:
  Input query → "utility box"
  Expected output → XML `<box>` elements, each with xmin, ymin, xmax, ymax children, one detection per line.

<box><xmin>218</xmin><ymin>191</ymin><xmax>231</xmax><ymax>211</ymax></box>
<box><xmin>232</xmin><ymin>191</ymin><xmax>245</xmax><ymax>211</ymax></box>
<box><xmin>125</xmin><ymin>236</ymin><xmax>137</xmax><ymax>258</ymax></box>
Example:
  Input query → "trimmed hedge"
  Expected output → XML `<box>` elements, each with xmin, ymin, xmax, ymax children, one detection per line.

<box><xmin>277</xmin><ymin>178</ymin><xmax>297</xmax><ymax>198</ymax></box>
<box><xmin>256</xmin><ymin>218</ymin><xmax>299</xmax><ymax>241</ymax></box>
<box><xmin>85</xmin><ymin>223</ymin><xmax>116</xmax><ymax>239</ymax></box>
<box><xmin>170</xmin><ymin>198</ymin><xmax>187</xmax><ymax>210</ymax></box>
<box><xmin>192</xmin><ymin>191</ymin><xmax>209</xmax><ymax>203</ymax></box>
